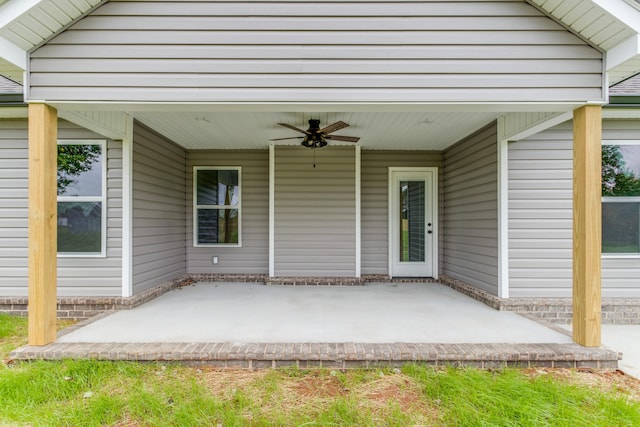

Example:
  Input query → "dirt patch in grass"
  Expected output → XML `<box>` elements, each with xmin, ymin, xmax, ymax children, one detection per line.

<box><xmin>356</xmin><ymin>374</ymin><xmax>427</xmax><ymax>411</ymax></box>
<box><xmin>524</xmin><ymin>368</ymin><xmax>640</xmax><ymax>402</ymax></box>
<box><xmin>199</xmin><ymin>368</ymin><xmax>439</xmax><ymax>424</ymax></box>
<box><xmin>201</xmin><ymin>367</ymin><xmax>640</xmax><ymax>408</ymax></box>
<box><xmin>202</xmin><ymin>367</ymin><xmax>269</xmax><ymax>399</ymax></box>
<box><xmin>354</xmin><ymin>372</ymin><xmax>438</xmax><ymax>424</ymax></box>
<box><xmin>292</xmin><ymin>371</ymin><xmax>349</xmax><ymax>399</ymax></box>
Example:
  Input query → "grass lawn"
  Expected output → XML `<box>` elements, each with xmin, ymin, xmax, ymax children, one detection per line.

<box><xmin>1</xmin><ymin>314</ymin><xmax>640</xmax><ymax>426</ymax></box>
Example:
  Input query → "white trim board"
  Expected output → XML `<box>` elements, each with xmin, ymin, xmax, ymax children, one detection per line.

<box><xmin>121</xmin><ymin>115</ymin><xmax>133</xmax><ymax>297</ymax></box>
<box><xmin>497</xmin><ymin>116</ymin><xmax>509</xmax><ymax>299</ymax></box>
<box><xmin>269</xmin><ymin>144</ymin><xmax>275</xmax><ymax>277</ymax></box>
<box><xmin>355</xmin><ymin>145</ymin><xmax>361</xmax><ymax>278</ymax></box>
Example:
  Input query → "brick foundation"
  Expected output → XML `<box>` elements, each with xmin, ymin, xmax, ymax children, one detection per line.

<box><xmin>0</xmin><ymin>275</ymin><xmax>192</xmax><ymax>320</ymax></box>
<box><xmin>439</xmin><ymin>275</ymin><xmax>640</xmax><ymax>325</ymax></box>
<box><xmin>2</xmin><ymin>273</ymin><xmax>639</xmax><ymax>324</ymax></box>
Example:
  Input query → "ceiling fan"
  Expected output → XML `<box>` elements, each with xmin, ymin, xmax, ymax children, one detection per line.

<box><xmin>270</xmin><ymin>119</ymin><xmax>360</xmax><ymax>148</ymax></box>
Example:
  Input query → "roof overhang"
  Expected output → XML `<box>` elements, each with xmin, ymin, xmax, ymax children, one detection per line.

<box><xmin>1</xmin><ymin>0</ymin><xmax>640</xmax><ymax>89</ymax></box>
<box><xmin>0</xmin><ymin>0</ymin><xmax>103</xmax><ymax>83</ymax></box>
<box><xmin>0</xmin><ymin>0</ymin><xmax>640</xmax><ymax>100</ymax></box>
<box><xmin>527</xmin><ymin>0</ymin><xmax>640</xmax><ymax>84</ymax></box>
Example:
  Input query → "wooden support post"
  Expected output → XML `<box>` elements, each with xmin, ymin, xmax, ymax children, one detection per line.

<box><xmin>28</xmin><ymin>103</ymin><xmax>58</xmax><ymax>346</ymax></box>
<box><xmin>572</xmin><ymin>105</ymin><xmax>602</xmax><ymax>347</ymax></box>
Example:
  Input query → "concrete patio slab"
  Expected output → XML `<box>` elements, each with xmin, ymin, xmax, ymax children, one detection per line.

<box><xmin>9</xmin><ymin>282</ymin><xmax>620</xmax><ymax>368</ymax></box>
<box><xmin>56</xmin><ymin>282</ymin><xmax>573</xmax><ymax>343</ymax></box>
<box><xmin>602</xmin><ymin>326</ymin><xmax>640</xmax><ymax>378</ymax></box>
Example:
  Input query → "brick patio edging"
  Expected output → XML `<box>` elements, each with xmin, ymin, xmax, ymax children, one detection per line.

<box><xmin>439</xmin><ymin>275</ymin><xmax>640</xmax><ymax>325</ymax></box>
<box><xmin>2</xmin><ymin>273</ymin><xmax>639</xmax><ymax>324</ymax></box>
<box><xmin>0</xmin><ymin>275</ymin><xmax>193</xmax><ymax>319</ymax></box>
<box><xmin>0</xmin><ymin>274</ymin><xmax>440</xmax><ymax>319</ymax></box>
<box><xmin>8</xmin><ymin>342</ymin><xmax>620</xmax><ymax>370</ymax></box>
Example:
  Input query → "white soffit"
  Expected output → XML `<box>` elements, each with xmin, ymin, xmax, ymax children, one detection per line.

<box><xmin>528</xmin><ymin>0</ymin><xmax>640</xmax><ymax>83</ymax></box>
<box><xmin>131</xmin><ymin>111</ymin><xmax>500</xmax><ymax>151</ymax></box>
<box><xmin>0</xmin><ymin>0</ymin><xmax>103</xmax><ymax>81</ymax></box>
<box><xmin>0</xmin><ymin>58</ymin><xmax>23</xmax><ymax>83</ymax></box>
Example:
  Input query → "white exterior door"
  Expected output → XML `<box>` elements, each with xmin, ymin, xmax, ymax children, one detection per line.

<box><xmin>389</xmin><ymin>168</ymin><xmax>438</xmax><ymax>278</ymax></box>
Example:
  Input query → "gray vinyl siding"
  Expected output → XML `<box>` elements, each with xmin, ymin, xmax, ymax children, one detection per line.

<box><xmin>30</xmin><ymin>1</ymin><xmax>603</xmax><ymax>103</ymax></box>
<box><xmin>508</xmin><ymin>123</ymin><xmax>573</xmax><ymax>297</ymax></box>
<box><xmin>0</xmin><ymin>120</ymin><xmax>29</xmax><ymax>295</ymax></box>
<box><xmin>0</xmin><ymin>119</ymin><xmax>122</xmax><ymax>296</ymax></box>
<box><xmin>186</xmin><ymin>150</ymin><xmax>269</xmax><ymax>274</ymax></box>
<box><xmin>509</xmin><ymin>120</ymin><xmax>640</xmax><ymax>298</ymax></box>
<box><xmin>361</xmin><ymin>151</ymin><xmax>443</xmax><ymax>275</ymax></box>
<box><xmin>443</xmin><ymin>123</ymin><xmax>499</xmax><ymax>295</ymax></box>
<box><xmin>274</xmin><ymin>146</ymin><xmax>355</xmax><ymax>276</ymax></box>
<box><xmin>132</xmin><ymin>122</ymin><xmax>186</xmax><ymax>293</ymax></box>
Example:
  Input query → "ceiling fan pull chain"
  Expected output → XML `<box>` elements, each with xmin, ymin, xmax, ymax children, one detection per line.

<box><xmin>313</xmin><ymin>149</ymin><xmax>316</xmax><ymax>168</ymax></box>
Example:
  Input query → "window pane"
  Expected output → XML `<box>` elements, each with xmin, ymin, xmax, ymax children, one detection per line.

<box><xmin>603</xmin><ymin>202</ymin><xmax>640</xmax><ymax>253</ymax></box>
<box><xmin>602</xmin><ymin>145</ymin><xmax>640</xmax><ymax>197</ymax></box>
<box><xmin>197</xmin><ymin>209</ymin><xmax>239</xmax><ymax>244</ymax></box>
<box><xmin>399</xmin><ymin>180</ymin><xmax>425</xmax><ymax>262</ymax></box>
<box><xmin>57</xmin><ymin>201</ymin><xmax>102</xmax><ymax>253</ymax></box>
<box><xmin>57</xmin><ymin>144</ymin><xmax>103</xmax><ymax>196</ymax></box>
<box><xmin>197</xmin><ymin>169</ymin><xmax>239</xmax><ymax>206</ymax></box>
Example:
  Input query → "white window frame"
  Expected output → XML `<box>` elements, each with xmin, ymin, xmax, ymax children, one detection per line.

<box><xmin>57</xmin><ymin>139</ymin><xmax>107</xmax><ymax>258</ymax></box>
<box><xmin>193</xmin><ymin>166</ymin><xmax>242</xmax><ymax>247</ymax></box>
<box><xmin>602</xmin><ymin>140</ymin><xmax>640</xmax><ymax>259</ymax></box>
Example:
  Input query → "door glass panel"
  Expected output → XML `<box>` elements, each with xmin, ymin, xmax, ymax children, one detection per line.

<box><xmin>399</xmin><ymin>180</ymin><xmax>425</xmax><ymax>262</ymax></box>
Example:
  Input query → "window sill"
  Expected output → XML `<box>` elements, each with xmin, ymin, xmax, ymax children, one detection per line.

<box><xmin>58</xmin><ymin>253</ymin><xmax>107</xmax><ymax>258</ymax></box>
<box><xmin>194</xmin><ymin>244</ymin><xmax>242</xmax><ymax>248</ymax></box>
<box><xmin>602</xmin><ymin>253</ymin><xmax>640</xmax><ymax>259</ymax></box>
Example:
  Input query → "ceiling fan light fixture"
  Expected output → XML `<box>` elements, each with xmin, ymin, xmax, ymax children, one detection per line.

<box><xmin>301</xmin><ymin>133</ymin><xmax>327</xmax><ymax>149</ymax></box>
<box><xmin>271</xmin><ymin>118</ymin><xmax>359</xmax><ymax>148</ymax></box>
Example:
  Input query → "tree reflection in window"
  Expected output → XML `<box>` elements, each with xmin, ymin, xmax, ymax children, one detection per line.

<box><xmin>602</xmin><ymin>144</ymin><xmax>640</xmax><ymax>254</ymax></box>
<box><xmin>602</xmin><ymin>145</ymin><xmax>640</xmax><ymax>197</ymax></box>
<box><xmin>57</xmin><ymin>143</ymin><xmax>104</xmax><ymax>254</ymax></box>
<box><xmin>57</xmin><ymin>144</ymin><xmax>102</xmax><ymax>195</ymax></box>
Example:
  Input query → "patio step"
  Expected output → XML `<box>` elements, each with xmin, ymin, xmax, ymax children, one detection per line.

<box><xmin>10</xmin><ymin>342</ymin><xmax>620</xmax><ymax>370</ymax></box>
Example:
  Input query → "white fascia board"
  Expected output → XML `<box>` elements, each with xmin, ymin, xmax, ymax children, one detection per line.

<box><xmin>607</xmin><ymin>34</ymin><xmax>640</xmax><ymax>70</ymax></box>
<box><xmin>57</xmin><ymin>110</ymin><xmax>128</xmax><ymax>140</ymax></box>
<box><xmin>0</xmin><ymin>0</ymin><xmax>44</xmax><ymax>29</ymax></box>
<box><xmin>504</xmin><ymin>111</ymin><xmax>573</xmax><ymax>142</ymax></box>
<box><xmin>0</xmin><ymin>36</ymin><xmax>26</xmax><ymax>69</ymax></box>
<box><xmin>590</xmin><ymin>0</ymin><xmax>640</xmax><ymax>33</ymax></box>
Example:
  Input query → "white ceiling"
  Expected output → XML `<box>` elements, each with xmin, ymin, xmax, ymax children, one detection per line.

<box><xmin>131</xmin><ymin>110</ymin><xmax>501</xmax><ymax>150</ymax></box>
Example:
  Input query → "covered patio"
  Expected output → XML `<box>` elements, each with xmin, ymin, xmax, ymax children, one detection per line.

<box><xmin>10</xmin><ymin>282</ymin><xmax>619</xmax><ymax>369</ymax></box>
<box><xmin>5</xmin><ymin>0</ymin><xmax>640</xmax><ymax>355</ymax></box>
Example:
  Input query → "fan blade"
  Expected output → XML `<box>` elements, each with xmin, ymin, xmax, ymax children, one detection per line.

<box><xmin>326</xmin><ymin>135</ymin><xmax>360</xmax><ymax>143</ymax></box>
<box><xmin>277</xmin><ymin>123</ymin><xmax>310</xmax><ymax>135</ymax></box>
<box><xmin>269</xmin><ymin>136</ymin><xmax>305</xmax><ymax>141</ymax></box>
<box><xmin>320</xmin><ymin>121</ymin><xmax>349</xmax><ymax>134</ymax></box>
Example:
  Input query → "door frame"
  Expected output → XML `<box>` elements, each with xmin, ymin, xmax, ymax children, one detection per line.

<box><xmin>388</xmin><ymin>167</ymin><xmax>439</xmax><ymax>278</ymax></box>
